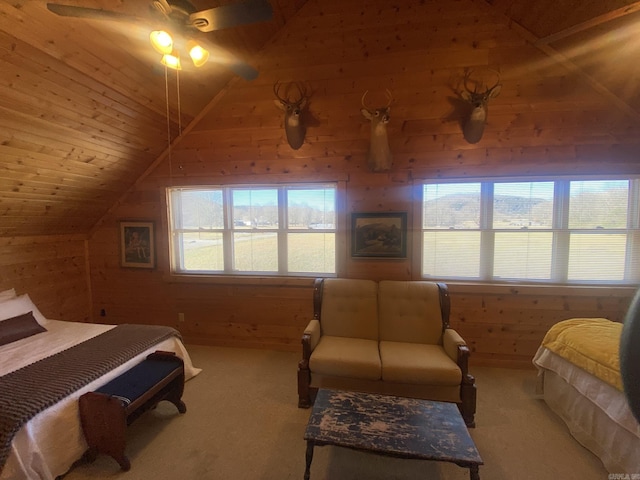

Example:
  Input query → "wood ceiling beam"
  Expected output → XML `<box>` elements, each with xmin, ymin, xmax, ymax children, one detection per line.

<box><xmin>529</xmin><ymin>36</ymin><xmax>640</xmax><ymax>122</ymax></box>
<box><xmin>535</xmin><ymin>1</ymin><xmax>640</xmax><ymax>46</ymax></box>
<box><xmin>476</xmin><ymin>0</ymin><xmax>640</xmax><ymax>122</ymax></box>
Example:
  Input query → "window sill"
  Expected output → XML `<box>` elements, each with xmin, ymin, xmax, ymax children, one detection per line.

<box><xmin>162</xmin><ymin>274</ymin><xmax>317</xmax><ymax>287</ymax></box>
<box><xmin>162</xmin><ymin>275</ymin><xmax>635</xmax><ymax>296</ymax></box>
<box><xmin>446</xmin><ymin>281</ymin><xmax>636</xmax><ymax>297</ymax></box>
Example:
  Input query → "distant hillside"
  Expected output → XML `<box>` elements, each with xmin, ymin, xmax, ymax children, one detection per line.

<box><xmin>424</xmin><ymin>188</ymin><xmax>627</xmax><ymax>228</ymax></box>
<box><xmin>428</xmin><ymin>193</ymin><xmax>547</xmax><ymax>212</ymax></box>
<box><xmin>493</xmin><ymin>195</ymin><xmax>548</xmax><ymax>216</ymax></box>
<box><xmin>424</xmin><ymin>194</ymin><xmax>551</xmax><ymax>228</ymax></box>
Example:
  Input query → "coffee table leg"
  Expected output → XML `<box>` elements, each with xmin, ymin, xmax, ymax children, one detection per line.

<box><xmin>304</xmin><ymin>441</ymin><xmax>314</xmax><ymax>480</ymax></box>
<box><xmin>469</xmin><ymin>464</ymin><xmax>480</xmax><ymax>480</ymax></box>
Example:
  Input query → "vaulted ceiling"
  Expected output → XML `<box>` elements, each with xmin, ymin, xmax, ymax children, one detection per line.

<box><xmin>1</xmin><ymin>0</ymin><xmax>639</xmax><ymax>237</ymax></box>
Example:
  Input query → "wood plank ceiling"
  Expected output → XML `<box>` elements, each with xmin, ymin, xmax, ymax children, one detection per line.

<box><xmin>0</xmin><ymin>0</ymin><xmax>639</xmax><ymax>237</ymax></box>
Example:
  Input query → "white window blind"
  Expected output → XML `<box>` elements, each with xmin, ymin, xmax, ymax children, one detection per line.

<box><xmin>421</xmin><ymin>178</ymin><xmax>640</xmax><ymax>285</ymax></box>
<box><xmin>168</xmin><ymin>184</ymin><xmax>336</xmax><ymax>276</ymax></box>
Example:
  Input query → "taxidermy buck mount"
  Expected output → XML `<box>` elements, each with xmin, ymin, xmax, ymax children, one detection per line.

<box><xmin>273</xmin><ymin>81</ymin><xmax>311</xmax><ymax>150</ymax></box>
<box><xmin>460</xmin><ymin>69</ymin><xmax>502</xmax><ymax>144</ymax></box>
<box><xmin>361</xmin><ymin>89</ymin><xmax>393</xmax><ymax>172</ymax></box>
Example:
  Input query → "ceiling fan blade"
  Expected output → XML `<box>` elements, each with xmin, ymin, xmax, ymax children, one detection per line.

<box><xmin>46</xmin><ymin>3</ymin><xmax>141</xmax><ymax>23</ymax></box>
<box><xmin>189</xmin><ymin>0</ymin><xmax>273</xmax><ymax>33</ymax></box>
<box><xmin>198</xmin><ymin>38</ymin><xmax>260</xmax><ymax>80</ymax></box>
<box><xmin>228</xmin><ymin>62</ymin><xmax>259</xmax><ymax>81</ymax></box>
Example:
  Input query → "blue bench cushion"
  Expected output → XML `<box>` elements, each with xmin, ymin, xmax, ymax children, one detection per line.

<box><xmin>95</xmin><ymin>358</ymin><xmax>182</xmax><ymax>405</ymax></box>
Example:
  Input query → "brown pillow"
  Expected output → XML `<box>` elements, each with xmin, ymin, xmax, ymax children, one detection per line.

<box><xmin>0</xmin><ymin>311</ymin><xmax>47</xmax><ymax>346</ymax></box>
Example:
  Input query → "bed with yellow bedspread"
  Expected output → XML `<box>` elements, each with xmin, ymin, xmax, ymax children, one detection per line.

<box><xmin>540</xmin><ymin>318</ymin><xmax>622</xmax><ymax>390</ymax></box>
<box><xmin>533</xmin><ymin>318</ymin><xmax>639</xmax><ymax>474</ymax></box>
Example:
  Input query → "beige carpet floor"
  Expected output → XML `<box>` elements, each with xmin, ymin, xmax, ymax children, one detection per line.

<box><xmin>62</xmin><ymin>345</ymin><xmax>609</xmax><ymax>480</ymax></box>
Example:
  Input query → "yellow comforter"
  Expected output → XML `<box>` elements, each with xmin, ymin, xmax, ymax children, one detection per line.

<box><xmin>541</xmin><ymin>318</ymin><xmax>623</xmax><ymax>391</ymax></box>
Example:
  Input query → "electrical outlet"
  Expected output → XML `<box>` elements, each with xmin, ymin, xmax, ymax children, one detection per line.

<box><xmin>178</xmin><ymin>312</ymin><xmax>185</xmax><ymax>323</ymax></box>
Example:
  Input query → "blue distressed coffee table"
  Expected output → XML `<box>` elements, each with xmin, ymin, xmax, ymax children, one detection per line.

<box><xmin>303</xmin><ymin>389</ymin><xmax>482</xmax><ymax>479</ymax></box>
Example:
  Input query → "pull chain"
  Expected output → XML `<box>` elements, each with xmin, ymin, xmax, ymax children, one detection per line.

<box><xmin>164</xmin><ymin>64</ymin><xmax>173</xmax><ymax>186</ymax></box>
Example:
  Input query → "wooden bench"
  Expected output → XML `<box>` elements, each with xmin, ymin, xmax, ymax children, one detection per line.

<box><xmin>79</xmin><ymin>350</ymin><xmax>186</xmax><ymax>471</ymax></box>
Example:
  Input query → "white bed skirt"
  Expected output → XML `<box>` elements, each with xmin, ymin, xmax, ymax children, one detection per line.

<box><xmin>535</xmin><ymin>349</ymin><xmax>640</xmax><ymax>474</ymax></box>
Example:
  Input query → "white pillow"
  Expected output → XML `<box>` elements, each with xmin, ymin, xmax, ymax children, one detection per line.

<box><xmin>0</xmin><ymin>294</ymin><xmax>48</xmax><ymax>325</ymax></box>
<box><xmin>0</xmin><ymin>288</ymin><xmax>17</xmax><ymax>303</ymax></box>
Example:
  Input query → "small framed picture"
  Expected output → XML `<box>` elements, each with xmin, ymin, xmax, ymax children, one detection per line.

<box><xmin>120</xmin><ymin>221</ymin><xmax>155</xmax><ymax>268</ymax></box>
<box><xmin>351</xmin><ymin>212</ymin><xmax>407</xmax><ymax>258</ymax></box>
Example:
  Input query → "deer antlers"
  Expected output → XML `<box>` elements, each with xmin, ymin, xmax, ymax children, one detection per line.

<box><xmin>273</xmin><ymin>81</ymin><xmax>308</xmax><ymax>107</ymax></box>
<box><xmin>462</xmin><ymin>69</ymin><xmax>502</xmax><ymax>100</ymax></box>
<box><xmin>361</xmin><ymin>89</ymin><xmax>393</xmax><ymax>111</ymax></box>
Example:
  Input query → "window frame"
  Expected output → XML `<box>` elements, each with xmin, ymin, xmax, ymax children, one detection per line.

<box><xmin>167</xmin><ymin>183</ymin><xmax>340</xmax><ymax>277</ymax></box>
<box><xmin>418</xmin><ymin>175</ymin><xmax>640</xmax><ymax>286</ymax></box>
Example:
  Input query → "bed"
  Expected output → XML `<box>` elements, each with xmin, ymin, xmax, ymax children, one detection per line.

<box><xmin>533</xmin><ymin>317</ymin><xmax>640</xmax><ymax>474</ymax></box>
<box><xmin>0</xmin><ymin>289</ymin><xmax>201</xmax><ymax>480</ymax></box>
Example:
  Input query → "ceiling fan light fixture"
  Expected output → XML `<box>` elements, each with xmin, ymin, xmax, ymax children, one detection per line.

<box><xmin>150</xmin><ymin>30</ymin><xmax>174</xmax><ymax>55</ymax></box>
<box><xmin>161</xmin><ymin>51</ymin><xmax>182</xmax><ymax>70</ymax></box>
<box><xmin>191</xmin><ymin>17</ymin><xmax>210</xmax><ymax>30</ymax></box>
<box><xmin>187</xmin><ymin>41</ymin><xmax>209</xmax><ymax>67</ymax></box>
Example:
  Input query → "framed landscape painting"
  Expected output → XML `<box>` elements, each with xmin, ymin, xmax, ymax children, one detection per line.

<box><xmin>120</xmin><ymin>221</ymin><xmax>155</xmax><ymax>268</ymax></box>
<box><xmin>351</xmin><ymin>212</ymin><xmax>407</xmax><ymax>258</ymax></box>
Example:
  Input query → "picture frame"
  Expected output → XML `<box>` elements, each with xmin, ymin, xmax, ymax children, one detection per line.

<box><xmin>120</xmin><ymin>221</ymin><xmax>155</xmax><ymax>269</ymax></box>
<box><xmin>351</xmin><ymin>212</ymin><xmax>407</xmax><ymax>258</ymax></box>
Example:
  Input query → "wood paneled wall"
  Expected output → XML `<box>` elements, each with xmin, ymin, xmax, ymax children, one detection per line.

<box><xmin>89</xmin><ymin>194</ymin><xmax>635</xmax><ymax>369</ymax></box>
<box><xmin>448</xmin><ymin>284</ymin><xmax>633</xmax><ymax>368</ymax></box>
<box><xmin>87</xmin><ymin>0</ymin><xmax>639</xmax><ymax>368</ymax></box>
<box><xmin>0</xmin><ymin>234</ymin><xmax>90</xmax><ymax>322</ymax></box>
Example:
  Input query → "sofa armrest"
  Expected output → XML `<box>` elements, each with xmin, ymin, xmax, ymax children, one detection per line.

<box><xmin>303</xmin><ymin>319</ymin><xmax>321</xmax><ymax>353</ymax></box>
<box><xmin>444</xmin><ymin>328</ymin><xmax>476</xmax><ymax>427</ymax></box>
<box><xmin>301</xmin><ymin>319</ymin><xmax>321</xmax><ymax>364</ymax></box>
<box><xmin>299</xmin><ymin>319</ymin><xmax>321</xmax><ymax>408</ymax></box>
<box><xmin>443</xmin><ymin>328</ymin><xmax>466</xmax><ymax>363</ymax></box>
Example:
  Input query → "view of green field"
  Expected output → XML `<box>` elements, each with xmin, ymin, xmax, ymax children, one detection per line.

<box><xmin>181</xmin><ymin>231</ymin><xmax>335</xmax><ymax>273</ymax></box>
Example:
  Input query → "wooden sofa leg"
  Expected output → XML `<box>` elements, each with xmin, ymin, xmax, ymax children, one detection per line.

<box><xmin>298</xmin><ymin>360</ymin><xmax>312</xmax><ymax>408</ymax></box>
<box><xmin>460</xmin><ymin>374</ymin><xmax>477</xmax><ymax>428</ymax></box>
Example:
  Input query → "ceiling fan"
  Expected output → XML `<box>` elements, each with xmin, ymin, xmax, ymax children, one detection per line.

<box><xmin>46</xmin><ymin>0</ymin><xmax>274</xmax><ymax>80</ymax></box>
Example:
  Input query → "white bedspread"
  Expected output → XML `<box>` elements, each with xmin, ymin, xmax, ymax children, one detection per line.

<box><xmin>0</xmin><ymin>320</ymin><xmax>201</xmax><ymax>480</ymax></box>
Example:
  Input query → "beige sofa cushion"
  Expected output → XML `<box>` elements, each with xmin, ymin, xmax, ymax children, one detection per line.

<box><xmin>310</xmin><ymin>335</ymin><xmax>381</xmax><ymax>380</ymax></box>
<box><xmin>379</xmin><ymin>341</ymin><xmax>461</xmax><ymax>386</ymax></box>
<box><xmin>320</xmin><ymin>278</ymin><xmax>378</xmax><ymax>340</ymax></box>
<box><xmin>378</xmin><ymin>280</ymin><xmax>444</xmax><ymax>344</ymax></box>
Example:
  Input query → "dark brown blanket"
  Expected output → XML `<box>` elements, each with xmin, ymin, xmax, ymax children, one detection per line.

<box><xmin>0</xmin><ymin>323</ymin><xmax>181</xmax><ymax>473</ymax></box>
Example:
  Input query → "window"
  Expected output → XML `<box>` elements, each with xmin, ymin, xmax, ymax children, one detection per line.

<box><xmin>168</xmin><ymin>184</ymin><xmax>336</xmax><ymax>276</ymax></box>
<box><xmin>421</xmin><ymin>178</ymin><xmax>640</xmax><ymax>285</ymax></box>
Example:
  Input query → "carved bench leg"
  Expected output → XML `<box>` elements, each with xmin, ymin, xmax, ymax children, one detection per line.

<box><xmin>79</xmin><ymin>394</ymin><xmax>129</xmax><ymax>469</ymax></box>
<box><xmin>165</xmin><ymin>378</ymin><xmax>187</xmax><ymax>414</ymax></box>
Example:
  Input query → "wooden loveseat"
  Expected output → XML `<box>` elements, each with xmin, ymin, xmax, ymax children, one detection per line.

<box><xmin>297</xmin><ymin>278</ymin><xmax>477</xmax><ymax>427</ymax></box>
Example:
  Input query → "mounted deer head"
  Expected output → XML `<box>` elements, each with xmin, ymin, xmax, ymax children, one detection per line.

<box><xmin>361</xmin><ymin>89</ymin><xmax>393</xmax><ymax>172</ymax></box>
<box><xmin>460</xmin><ymin>69</ymin><xmax>502</xmax><ymax>144</ymax></box>
<box><xmin>273</xmin><ymin>81</ymin><xmax>309</xmax><ymax>150</ymax></box>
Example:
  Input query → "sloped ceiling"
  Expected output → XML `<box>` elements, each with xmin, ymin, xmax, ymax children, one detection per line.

<box><xmin>0</xmin><ymin>0</ymin><xmax>303</xmax><ymax>236</ymax></box>
<box><xmin>489</xmin><ymin>0</ymin><xmax>640</xmax><ymax>114</ymax></box>
<box><xmin>0</xmin><ymin>0</ymin><xmax>639</xmax><ymax>237</ymax></box>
